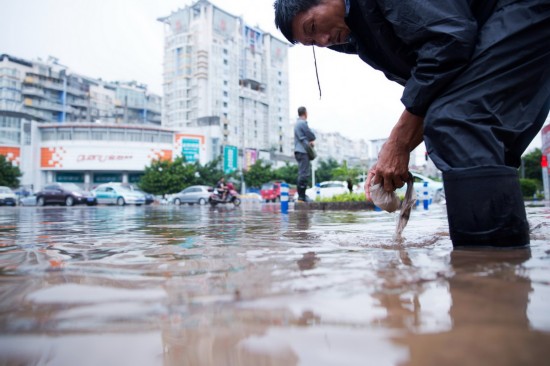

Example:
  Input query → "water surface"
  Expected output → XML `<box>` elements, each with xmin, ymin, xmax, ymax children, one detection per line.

<box><xmin>0</xmin><ymin>202</ymin><xmax>549</xmax><ymax>365</ymax></box>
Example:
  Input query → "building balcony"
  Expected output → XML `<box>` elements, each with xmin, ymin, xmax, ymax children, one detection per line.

<box><xmin>22</xmin><ymin>108</ymin><xmax>52</xmax><ymax>121</ymax></box>
<box><xmin>41</xmin><ymin>80</ymin><xmax>64</xmax><ymax>92</ymax></box>
<box><xmin>24</xmin><ymin>98</ymin><xmax>64</xmax><ymax>112</ymax></box>
<box><xmin>66</xmin><ymin>86</ymin><xmax>87</xmax><ymax>97</ymax></box>
<box><xmin>21</xmin><ymin>86</ymin><xmax>45</xmax><ymax>98</ymax></box>
<box><xmin>68</xmin><ymin>99</ymin><xmax>89</xmax><ymax>108</ymax></box>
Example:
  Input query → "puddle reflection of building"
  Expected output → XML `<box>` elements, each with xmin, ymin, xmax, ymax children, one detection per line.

<box><xmin>284</xmin><ymin>210</ymin><xmax>318</xmax><ymax>243</ymax></box>
<box><xmin>161</xmin><ymin>276</ymin><xmax>301</xmax><ymax>366</ymax></box>
<box><xmin>395</xmin><ymin>248</ymin><xmax>550</xmax><ymax>365</ymax></box>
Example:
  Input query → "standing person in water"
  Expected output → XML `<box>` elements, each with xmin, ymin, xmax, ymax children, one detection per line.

<box><xmin>274</xmin><ymin>0</ymin><xmax>550</xmax><ymax>248</ymax></box>
<box><xmin>294</xmin><ymin>106</ymin><xmax>317</xmax><ymax>202</ymax></box>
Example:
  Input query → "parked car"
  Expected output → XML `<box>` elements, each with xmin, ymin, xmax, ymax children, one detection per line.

<box><xmin>260</xmin><ymin>181</ymin><xmax>297</xmax><ymax>202</ymax></box>
<box><xmin>293</xmin><ymin>180</ymin><xmax>350</xmax><ymax>201</ymax></box>
<box><xmin>171</xmin><ymin>185</ymin><xmax>212</xmax><ymax>205</ymax></box>
<box><xmin>19</xmin><ymin>194</ymin><xmax>38</xmax><ymax>206</ymax></box>
<box><xmin>35</xmin><ymin>183</ymin><xmax>96</xmax><ymax>206</ymax></box>
<box><xmin>119</xmin><ymin>183</ymin><xmax>155</xmax><ymax>205</ymax></box>
<box><xmin>0</xmin><ymin>186</ymin><xmax>18</xmax><ymax>206</ymax></box>
<box><xmin>408</xmin><ymin>172</ymin><xmax>445</xmax><ymax>203</ymax></box>
<box><xmin>92</xmin><ymin>183</ymin><xmax>146</xmax><ymax>206</ymax></box>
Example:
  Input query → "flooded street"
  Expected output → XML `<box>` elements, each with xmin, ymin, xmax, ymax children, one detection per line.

<box><xmin>1</xmin><ymin>202</ymin><xmax>549</xmax><ymax>366</ymax></box>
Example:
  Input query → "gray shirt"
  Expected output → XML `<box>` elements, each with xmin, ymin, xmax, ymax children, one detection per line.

<box><xmin>294</xmin><ymin>118</ymin><xmax>316</xmax><ymax>153</ymax></box>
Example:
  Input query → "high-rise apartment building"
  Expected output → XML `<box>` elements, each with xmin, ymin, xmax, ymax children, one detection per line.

<box><xmin>0</xmin><ymin>54</ymin><xmax>161</xmax><ymax>126</ymax></box>
<box><xmin>159</xmin><ymin>0</ymin><xmax>291</xmax><ymax>160</ymax></box>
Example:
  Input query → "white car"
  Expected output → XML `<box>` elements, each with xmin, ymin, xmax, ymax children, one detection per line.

<box><xmin>294</xmin><ymin>180</ymin><xmax>350</xmax><ymax>201</ymax></box>
<box><xmin>92</xmin><ymin>183</ymin><xmax>146</xmax><ymax>206</ymax></box>
<box><xmin>392</xmin><ymin>172</ymin><xmax>445</xmax><ymax>203</ymax></box>
<box><xmin>0</xmin><ymin>186</ymin><xmax>18</xmax><ymax>206</ymax></box>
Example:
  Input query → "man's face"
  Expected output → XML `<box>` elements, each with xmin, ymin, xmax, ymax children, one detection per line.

<box><xmin>291</xmin><ymin>0</ymin><xmax>350</xmax><ymax>47</ymax></box>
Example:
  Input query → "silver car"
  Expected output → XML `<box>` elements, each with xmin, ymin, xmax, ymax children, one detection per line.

<box><xmin>172</xmin><ymin>185</ymin><xmax>212</xmax><ymax>205</ymax></box>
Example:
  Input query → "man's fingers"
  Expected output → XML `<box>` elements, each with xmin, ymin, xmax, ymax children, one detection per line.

<box><xmin>365</xmin><ymin>170</ymin><xmax>376</xmax><ymax>201</ymax></box>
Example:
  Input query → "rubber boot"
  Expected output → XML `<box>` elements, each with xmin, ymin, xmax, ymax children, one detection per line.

<box><xmin>443</xmin><ymin>166</ymin><xmax>529</xmax><ymax>248</ymax></box>
<box><xmin>297</xmin><ymin>178</ymin><xmax>308</xmax><ymax>201</ymax></box>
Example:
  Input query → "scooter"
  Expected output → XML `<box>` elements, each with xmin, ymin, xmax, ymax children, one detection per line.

<box><xmin>208</xmin><ymin>187</ymin><xmax>241</xmax><ymax>207</ymax></box>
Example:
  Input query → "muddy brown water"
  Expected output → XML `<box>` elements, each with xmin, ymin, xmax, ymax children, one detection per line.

<box><xmin>0</xmin><ymin>202</ymin><xmax>549</xmax><ymax>366</ymax></box>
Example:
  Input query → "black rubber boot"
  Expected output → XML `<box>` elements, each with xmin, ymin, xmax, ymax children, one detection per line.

<box><xmin>297</xmin><ymin>179</ymin><xmax>308</xmax><ymax>201</ymax></box>
<box><xmin>443</xmin><ymin>166</ymin><xmax>530</xmax><ymax>248</ymax></box>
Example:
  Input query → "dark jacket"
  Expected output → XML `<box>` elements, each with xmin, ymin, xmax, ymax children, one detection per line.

<box><xmin>330</xmin><ymin>0</ymin><xmax>500</xmax><ymax>116</ymax></box>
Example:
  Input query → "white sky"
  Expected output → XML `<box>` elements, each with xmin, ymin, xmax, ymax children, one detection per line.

<box><xmin>0</xmin><ymin>0</ymin><xmax>543</xmax><ymax>152</ymax></box>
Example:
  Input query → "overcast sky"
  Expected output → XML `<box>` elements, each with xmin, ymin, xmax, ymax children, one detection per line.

<box><xmin>0</xmin><ymin>0</ymin><xmax>544</xmax><ymax>152</ymax></box>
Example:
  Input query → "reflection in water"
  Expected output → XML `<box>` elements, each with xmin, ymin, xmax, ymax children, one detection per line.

<box><xmin>0</xmin><ymin>204</ymin><xmax>549</xmax><ymax>365</ymax></box>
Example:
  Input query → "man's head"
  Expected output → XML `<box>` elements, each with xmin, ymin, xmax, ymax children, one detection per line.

<box><xmin>298</xmin><ymin>106</ymin><xmax>307</xmax><ymax>118</ymax></box>
<box><xmin>274</xmin><ymin>0</ymin><xmax>349</xmax><ymax>47</ymax></box>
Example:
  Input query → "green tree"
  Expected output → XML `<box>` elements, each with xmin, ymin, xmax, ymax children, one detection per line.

<box><xmin>243</xmin><ymin>159</ymin><xmax>274</xmax><ymax>189</ymax></box>
<box><xmin>0</xmin><ymin>155</ymin><xmax>22</xmax><ymax>188</ymax></box>
<box><xmin>315</xmin><ymin>158</ymin><xmax>339</xmax><ymax>183</ymax></box>
<box><xmin>139</xmin><ymin>157</ymin><xmax>196</xmax><ymax>195</ymax></box>
<box><xmin>520</xmin><ymin>178</ymin><xmax>538</xmax><ymax>197</ymax></box>
<box><xmin>522</xmin><ymin>148</ymin><xmax>543</xmax><ymax>184</ymax></box>
<box><xmin>331</xmin><ymin>160</ymin><xmax>362</xmax><ymax>184</ymax></box>
<box><xmin>273</xmin><ymin>162</ymin><xmax>298</xmax><ymax>184</ymax></box>
<box><xmin>193</xmin><ymin>156</ymin><xmax>224</xmax><ymax>187</ymax></box>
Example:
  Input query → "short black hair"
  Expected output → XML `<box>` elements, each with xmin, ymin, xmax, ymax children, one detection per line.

<box><xmin>274</xmin><ymin>0</ymin><xmax>322</xmax><ymax>44</ymax></box>
<box><xmin>298</xmin><ymin>106</ymin><xmax>307</xmax><ymax>116</ymax></box>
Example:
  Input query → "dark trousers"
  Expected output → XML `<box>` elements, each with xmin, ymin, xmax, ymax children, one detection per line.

<box><xmin>295</xmin><ymin>152</ymin><xmax>310</xmax><ymax>200</ymax></box>
<box><xmin>423</xmin><ymin>0</ymin><xmax>550</xmax><ymax>247</ymax></box>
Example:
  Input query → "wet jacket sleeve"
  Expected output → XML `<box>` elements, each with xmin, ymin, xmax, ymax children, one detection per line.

<box><xmin>378</xmin><ymin>0</ymin><xmax>479</xmax><ymax>116</ymax></box>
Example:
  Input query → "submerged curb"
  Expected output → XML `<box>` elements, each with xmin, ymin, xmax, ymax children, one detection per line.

<box><xmin>294</xmin><ymin>201</ymin><xmax>376</xmax><ymax>211</ymax></box>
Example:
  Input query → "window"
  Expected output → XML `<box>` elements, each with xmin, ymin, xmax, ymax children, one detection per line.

<box><xmin>73</xmin><ymin>129</ymin><xmax>90</xmax><ymax>140</ymax></box>
<box><xmin>127</xmin><ymin>131</ymin><xmax>142</xmax><ymax>142</ymax></box>
<box><xmin>42</xmin><ymin>129</ymin><xmax>56</xmax><ymax>141</ymax></box>
<box><xmin>143</xmin><ymin>132</ymin><xmax>156</xmax><ymax>142</ymax></box>
<box><xmin>109</xmin><ymin>130</ymin><xmax>125</xmax><ymax>141</ymax></box>
<box><xmin>58</xmin><ymin>128</ymin><xmax>72</xmax><ymax>140</ymax></box>
<box><xmin>91</xmin><ymin>129</ymin><xmax>108</xmax><ymax>140</ymax></box>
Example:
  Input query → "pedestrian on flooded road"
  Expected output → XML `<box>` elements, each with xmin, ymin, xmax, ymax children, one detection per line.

<box><xmin>274</xmin><ymin>0</ymin><xmax>550</xmax><ymax>248</ymax></box>
<box><xmin>294</xmin><ymin>106</ymin><xmax>316</xmax><ymax>202</ymax></box>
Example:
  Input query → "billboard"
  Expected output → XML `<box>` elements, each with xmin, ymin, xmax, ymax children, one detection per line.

<box><xmin>213</xmin><ymin>8</ymin><xmax>236</xmax><ymax>38</ymax></box>
<box><xmin>175</xmin><ymin>134</ymin><xmax>205</xmax><ymax>164</ymax></box>
<box><xmin>223</xmin><ymin>145</ymin><xmax>238</xmax><ymax>174</ymax></box>
<box><xmin>40</xmin><ymin>146</ymin><xmax>172</xmax><ymax>170</ymax></box>
<box><xmin>270</xmin><ymin>37</ymin><xmax>288</xmax><ymax>65</ymax></box>
<box><xmin>182</xmin><ymin>138</ymin><xmax>200</xmax><ymax>163</ymax></box>
<box><xmin>542</xmin><ymin>124</ymin><xmax>550</xmax><ymax>155</ymax></box>
<box><xmin>243</xmin><ymin>148</ymin><xmax>257</xmax><ymax>171</ymax></box>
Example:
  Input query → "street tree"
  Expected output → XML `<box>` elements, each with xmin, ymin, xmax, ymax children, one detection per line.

<box><xmin>0</xmin><ymin>155</ymin><xmax>22</xmax><ymax>188</ymax></box>
<box><xmin>243</xmin><ymin>159</ymin><xmax>274</xmax><ymax>189</ymax></box>
<box><xmin>193</xmin><ymin>156</ymin><xmax>224</xmax><ymax>187</ymax></box>
<box><xmin>273</xmin><ymin>162</ymin><xmax>298</xmax><ymax>184</ymax></box>
<box><xmin>523</xmin><ymin>148</ymin><xmax>543</xmax><ymax>184</ymax></box>
<box><xmin>331</xmin><ymin>160</ymin><xmax>362</xmax><ymax>185</ymax></box>
<box><xmin>139</xmin><ymin>157</ymin><xmax>196</xmax><ymax>195</ymax></box>
<box><xmin>315</xmin><ymin>158</ymin><xmax>339</xmax><ymax>183</ymax></box>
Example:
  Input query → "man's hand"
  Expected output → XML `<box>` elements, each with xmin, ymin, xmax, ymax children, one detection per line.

<box><xmin>366</xmin><ymin>109</ymin><xmax>424</xmax><ymax>196</ymax></box>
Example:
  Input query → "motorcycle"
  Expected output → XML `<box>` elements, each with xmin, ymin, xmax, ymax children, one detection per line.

<box><xmin>208</xmin><ymin>185</ymin><xmax>241</xmax><ymax>207</ymax></box>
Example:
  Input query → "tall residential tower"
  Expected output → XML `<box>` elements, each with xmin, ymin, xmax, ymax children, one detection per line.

<box><xmin>159</xmin><ymin>0</ymin><xmax>291</xmax><ymax>160</ymax></box>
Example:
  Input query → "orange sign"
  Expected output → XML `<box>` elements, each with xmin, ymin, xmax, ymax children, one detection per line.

<box><xmin>0</xmin><ymin>146</ymin><xmax>21</xmax><ymax>166</ymax></box>
<box><xmin>41</xmin><ymin>147</ymin><xmax>66</xmax><ymax>168</ymax></box>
